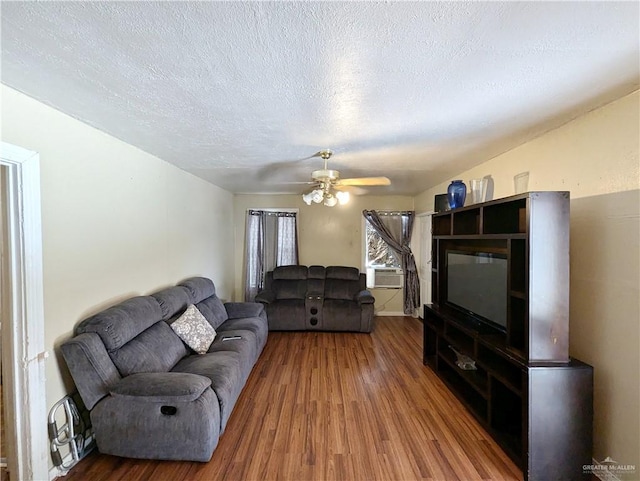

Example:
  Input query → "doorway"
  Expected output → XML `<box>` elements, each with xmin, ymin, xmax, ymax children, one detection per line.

<box><xmin>414</xmin><ymin>212</ymin><xmax>433</xmax><ymax>316</ymax></box>
<box><xmin>1</xmin><ymin>166</ymin><xmax>8</xmax><ymax>480</ymax></box>
<box><xmin>0</xmin><ymin>142</ymin><xmax>48</xmax><ymax>481</ymax></box>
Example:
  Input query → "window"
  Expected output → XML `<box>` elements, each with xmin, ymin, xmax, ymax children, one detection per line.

<box><xmin>365</xmin><ymin>222</ymin><xmax>400</xmax><ymax>268</ymax></box>
<box><xmin>363</xmin><ymin>210</ymin><xmax>419</xmax><ymax>310</ymax></box>
<box><xmin>244</xmin><ymin>209</ymin><xmax>298</xmax><ymax>301</ymax></box>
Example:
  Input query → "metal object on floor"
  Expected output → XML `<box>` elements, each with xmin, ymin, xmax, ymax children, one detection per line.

<box><xmin>47</xmin><ymin>393</ymin><xmax>95</xmax><ymax>474</ymax></box>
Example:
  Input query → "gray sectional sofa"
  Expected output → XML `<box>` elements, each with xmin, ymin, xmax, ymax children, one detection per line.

<box><xmin>61</xmin><ymin>277</ymin><xmax>267</xmax><ymax>462</ymax></box>
<box><xmin>255</xmin><ymin>265</ymin><xmax>375</xmax><ymax>332</ymax></box>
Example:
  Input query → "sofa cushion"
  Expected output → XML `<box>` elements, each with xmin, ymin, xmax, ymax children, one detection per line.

<box><xmin>326</xmin><ymin>266</ymin><xmax>360</xmax><ymax>281</ymax></box>
<box><xmin>180</xmin><ymin>277</ymin><xmax>216</xmax><ymax>304</ymax></box>
<box><xmin>274</xmin><ymin>279</ymin><xmax>307</xmax><ymax>300</ymax></box>
<box><xmin>110</xmin><ymin>372</ymin><xmax>212</xmax><ymax>403</ymax></box>
<box><xmin>224</xmin><ymin>302</ymin><xmax>265</xmax><ymax>319</ymax></box>
<box><xmin>172</xmin><ymin>351</ymin><xmax>244</xmax><ymax>432</ymax></box>
<box><xmin>77</xmin><ymin>296</ymin><xmax>163</xmax><ymax>351</ymax></box>
<box><xmin>265</xmin><ymin>299</ymin><xmax>306</xmax><ymax>330</ymax></box>
<box><xmin>218</xmin><ymin>317</ymin><xmax>268</xmax><ymax>353</ymax></box>
<box><xmin>196</xmin><ymin>296</ymin><xmax>229</xmax><ymax>330</ymax></box>
<box><xmin>171</xmin><ymin>305</ymin><xmax>217</xmax><ymax>355</ymax></box>
<box><xmin>207</xmin><ymin>329</ymin><xmax>259</xmax><ymax>378</ymax></box>
<box><xmin>151</xmin><ymin>286</ymin><xmax>192</xmax><ymax>321</ymax></box>
<box><xmin>324</xmin><ymin>278</ymin><xmax>360</xmax><ymax>301</ymax></box>
<box><xmin>110</xmin><ymin>321</ymin><xmax>189</xmax><ymax>376</ymax></box>
<box><xmin>272</xmin><ymin>265</ymin><xmax>308</xmax><ymax>280</ymax></box>
<box><xmin>308</xmin><ymin>265</ymin><xmax>326</xmax><ymax>279</ymax></box>
<box><xmin>323</xmin><ymin>299</ymin><xmax>363</xmax><ymax>331</ymax></box>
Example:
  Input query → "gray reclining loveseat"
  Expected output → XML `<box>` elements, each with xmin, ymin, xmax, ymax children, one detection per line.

<box><xmin>61</xmin><ymin>277</ymin><xmax>267</xmax><ymax>462</ymax></box>
<box><xmin>255</xmin><ymin>265</ymin><xmax>375</xmax><ymax>332</ymax></box>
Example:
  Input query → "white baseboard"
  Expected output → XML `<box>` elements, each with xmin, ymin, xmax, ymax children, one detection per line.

<box><xmin>375</xmin><ymin>311</ymin><xmax>405</xmax><ymax>316</ymax></box>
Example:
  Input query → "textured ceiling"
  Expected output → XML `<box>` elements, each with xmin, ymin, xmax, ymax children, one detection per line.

<box><xmin>1</xmin><ymin>2</ymin><xmax>638</xmax><ymax>195</ymax></box>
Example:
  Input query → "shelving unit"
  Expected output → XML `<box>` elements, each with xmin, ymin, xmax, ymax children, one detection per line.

<box><xmin>430</xmin><ymin>191</ymin><xmax>570</xmax><ymax>362</ymax></box>
<box><xmin>424</xmin><ymin>192</ymin><xmax>593</xmax><ymax>481</ymax></box>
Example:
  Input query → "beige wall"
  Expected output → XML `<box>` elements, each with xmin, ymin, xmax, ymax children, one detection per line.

<box><xmin>416</xmin><ymin>91</ymin><xmax>640</xmax><ymax>468</ymax></box>
<box><xmin>1</xmin><ymin>86</ymin><xmax>235</xmax><ymax>427</ymax></box>
<box><xmin>232</xmin><ymin>194</ymin><xmax>414</xmax><ymax>314</ymax></box>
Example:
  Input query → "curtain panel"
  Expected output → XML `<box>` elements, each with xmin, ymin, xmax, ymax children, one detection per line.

<box><xmin>244</xmin><ymin>210</ymin><xmax>299</xmax><ymax>301</ymax></box>
<box><xmin>362</xmin><ymin>210</ymin><xmax>420</xmax><ymax>315</ymax></box>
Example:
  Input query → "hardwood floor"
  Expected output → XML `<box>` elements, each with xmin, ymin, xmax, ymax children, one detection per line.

<box><xmin>62</xmin><ymin>317</ymin><xmax>522</xmax><ymax>481</ymax></box>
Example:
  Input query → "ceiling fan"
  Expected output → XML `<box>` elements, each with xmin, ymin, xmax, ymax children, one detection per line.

<box><xmin>301</xmin><ymin>150</ymin><xmax>391</xmax><ymax>206</ymax></box>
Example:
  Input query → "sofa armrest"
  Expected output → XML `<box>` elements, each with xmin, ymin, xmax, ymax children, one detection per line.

<box><xmin>110</xmin><ymin>372</ymin><xmax>211</xmax><ymax>403</ymax></box>
<box><xmin>61</xmin><ymin>332</ymin><xmax>122</xmax><ymax>410</ymax></box>
<box><xmin>355</xmin><ymin>290</ymin><xmax>375</xmax><ymax>305</ymax></box>
<box><xmin>254</xmin><ymin>291</ymin><xmax>275</xmax><ymax>305</ymax></box>
<box><xmin>224</xmin><ymin>301</ymin><xmax>265</xmax><ymax>319</ymax></box>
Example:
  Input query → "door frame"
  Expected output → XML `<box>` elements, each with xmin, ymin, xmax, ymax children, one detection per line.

<box><xmin>414</xmin><ymin>211</ymin><xmax>434</xmax><ymax>316</ymax></box>
<box><xmin>0</xmin><ymin>142</ymin><xmax>48</xmax><ymax>481</ymax></box>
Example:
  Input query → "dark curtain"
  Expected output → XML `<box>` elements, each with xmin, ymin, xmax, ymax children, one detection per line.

<box><xmin>362</xmin><ymin>210</ymin><xmax>420</xmax><ymax>315</ymax></box>
<box><xmin>244</xmin><ymin>210</ymin><xmax>298</xmax><ymax>301</ymax></box>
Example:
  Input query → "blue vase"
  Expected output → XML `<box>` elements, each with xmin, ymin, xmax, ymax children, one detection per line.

<box><xmin>447</xmin><ymin>180</ymin><xmax>467</xmax><ymax>209</ymax></box>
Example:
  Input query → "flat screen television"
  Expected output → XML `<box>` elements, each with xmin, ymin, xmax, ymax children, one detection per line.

<box><xmin>446</xmin><ymin>250</ymin><xmax>508</xmax><ymax>331</ymax></box>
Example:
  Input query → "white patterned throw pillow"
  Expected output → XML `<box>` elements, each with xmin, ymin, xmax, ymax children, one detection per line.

<box><xmin>171</xmin><ymin>304</ymin><xmax>216</xmax><ymax>355</ymax></box>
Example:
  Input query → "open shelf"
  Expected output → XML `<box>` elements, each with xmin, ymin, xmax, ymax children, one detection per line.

<box><xmin>452</xmin><ymin>209</ymin><xmax>480</xmax><ymax>235</ymax></box>
<box><xmin>438</xmin><ymin>346</ymin><xmax>488</xmax><ymax>396</ymax></box>
<box><xmin>483</xmin><ymin>198</ymin><xmax>527</xmax><ymax>234</ymax></box>
<box><xmin>423</xmin><ymin>323</ymin><xmax>438</xmax><ymax>364</ymax></box>
<box><xmin>433</xmin><ymin>215</ymin><xmax>451</xmax><ymax>236</ymax></box>
<box><xmin>508</xmin><ymin>297</ymin><xmax>526</xmax><ymax>352</ymax></box>
<box><xmin>510</xmin><ymin>239</ymin><xmax>527</xmax><ymax>294</ymax></box>
<box><xmin>438</xmin><ymin>361</ymin><xmax>488</xmax><ymax>420</ymax></box>
<box><xmin>444</xmin><ymin>322</ymin><xmax>475</xmax><ymax>355</ymax></box>
<box><xmin>477</xmin><ymin>344</ymin><xmax>523</xmax><ymax>394</ymax></box>
<box><xmin>490</xmin><ymin>379</ymin><xmax>523</xmax><ymax>454</ymax></box>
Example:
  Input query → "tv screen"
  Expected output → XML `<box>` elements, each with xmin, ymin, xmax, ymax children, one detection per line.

<box><xmin>446</xmin><ymin>250</ymin><xmax>508</xmax><ymax>330</ymax></box>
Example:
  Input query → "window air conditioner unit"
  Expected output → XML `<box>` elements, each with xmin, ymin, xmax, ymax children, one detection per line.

<box><xmin>366</xmin><ymin>268</ymin><xmax>404</xmax><ymax>289</ymax></box>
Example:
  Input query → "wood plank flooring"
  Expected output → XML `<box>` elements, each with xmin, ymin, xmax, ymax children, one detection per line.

<box><xmin>62</xmin><ymin>317</ymin><xmax>522</xmax><ymax>481</ymax></box>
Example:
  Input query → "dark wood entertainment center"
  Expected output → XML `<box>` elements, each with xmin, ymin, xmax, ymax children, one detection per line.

<box><xmin>423</xmin><ymin>191</ymin><xmax>593</xmax><ymax>481</ymax></box>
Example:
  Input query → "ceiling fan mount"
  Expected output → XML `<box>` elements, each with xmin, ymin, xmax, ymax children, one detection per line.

<box><xmin>311</xmin><ymin>150</ymin><xmax>340</xmax><ymax>183</ymax></box>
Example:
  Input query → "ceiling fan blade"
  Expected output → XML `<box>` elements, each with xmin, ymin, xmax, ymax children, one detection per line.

<box><xmin>336</xmin><ymin>177</ymin><xmax>391</xmax><ymax>186</ymax></box>
<box><xmin>333</xmin><ymin>185</ymin><xmax>368</xmax><ymax>196</ymax></box>
<box><xmin>278</xmin><ymin>181</ymin><xmax>319</xmax><ymax>185</ymax></box>
<box><xmin>311</xmin><ymin>150</ymin><xmax>329</xmax><ymax>158</ymax></box>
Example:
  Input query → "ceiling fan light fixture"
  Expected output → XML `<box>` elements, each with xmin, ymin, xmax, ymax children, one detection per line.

<box><xmin>323</xmin><ymin>194</ymin><xmax>338</xmax><ymax>207</ymax></box>
<box><xmin>336</xmin><ymin>191</ymin><xmax>350</xmax><ymax>205</ymax></box>
<box><xmin>300</xmin><ymin>149</ymin><xmax>386</xmax><ymax>206</ymax></box>
<box><xmin>303</xmin><ymin>189</ymin><xmax>324</xmax><ymax>205</ymax></box>
<box><xmin>311</xmin><ymin>189</ymin><xmax>324</xmax><ymax>203</ymax></box>
<box><xmin>302</xmin><ymin>191</ymin><xmax>314</xmax><ymax>205</ymax></box>
<box><xmin>302</xmin><ymin>189</ymin><xmax>324</xmax><ymax>205</ymax></box>
<box><xmin>302</xmin><ymin>187</ymin><xmax>347</xmax><ymax>207</ymax></box>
